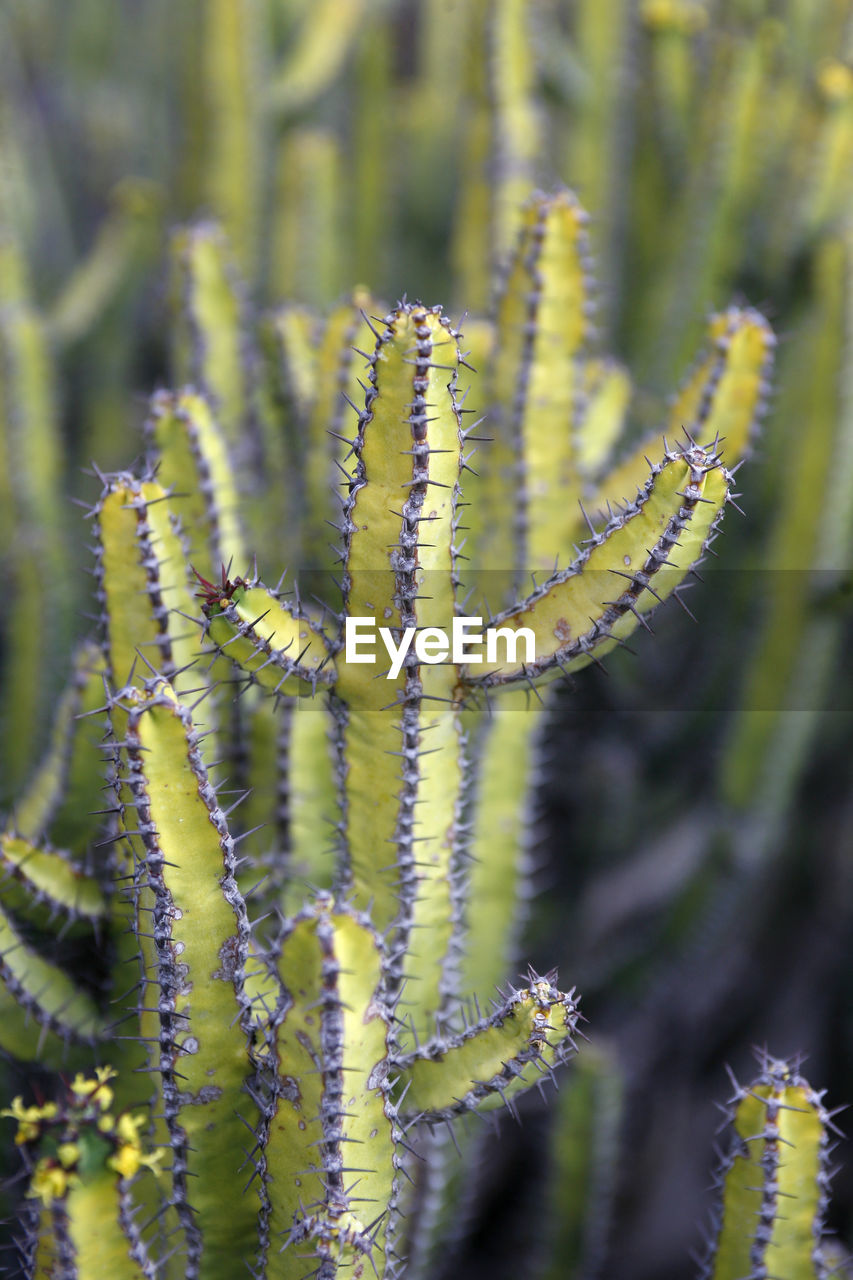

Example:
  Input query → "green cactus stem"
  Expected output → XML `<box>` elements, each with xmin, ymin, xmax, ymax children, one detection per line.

<box><xmin>119</xmin><ymin>680</ymin><xmax>260</xmax><ymax>1280</ymax></box>
<box><xmin>699</xmin><ymin>1054</ymin><xmax>837</xmax><ymax>1280</ymax></box>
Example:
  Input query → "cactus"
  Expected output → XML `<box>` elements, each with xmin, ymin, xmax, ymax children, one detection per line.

<box><xmin>2</xmin><ymin>2</ymin><xmax>853</xmax><ymax>1276</ymax></box>
<box><xmin>0</xmin><ymin>171</ymin><xmax>771</xmax><ymax>1272</ymax></box>
<box><xmin>698</xmin><ymin>1054</ymin><xmax>839</xmax><ymax>1280</ymax></box>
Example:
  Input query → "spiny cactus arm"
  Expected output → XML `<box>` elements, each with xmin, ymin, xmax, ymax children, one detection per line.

<box><xmin>393</xmin><ymin>975</ymin><xmax>580</xmax><ymax>1124</ymax></box>
<box><xmin>698</xmin><ymin>1055</ymin><xmax>834</xmax><ymax>1280</ymax></box>
<box><xmin>144</xmin><ymin>388</ymin><xmax>246</xmax><ymax>574</ymax></box>
<box><xmin>121</xmin><ymin>681</ymin><xmax>261</xmax><ymax>1280</ymax></box>
<box><xmin>267</xmin><ymin>0</ymin><xmax>367</xmax><ymax>117</ymax></box>
<box><xmin>47</xmin><ymin>177</ymin><xmax>163</xmax><ymax>348</ymax></box>
<box><xmin>231</xmin><ymin>695</ymin><xmax>338</xmax><ymax>912</ymax></box>
<box><xmin>459</xmin><ymin>693</ymin><xmax>543</xmax><ymax>1003</ymax></box>
<box><xmin>0</xmin><ymin>835</ymin><xmax>106</xmax><ymax>936</ymax></box>
<box><xmin>256</xmin><ymin>304</ymin><xmax>317</xmax><ymax>564</ymax></box>
<box><xmin>491</xmin><ymin>189</ymin><xmax>593</xmax><ymax>573</ymax></box>
<box><xmin>302</xmin><ymin>288</ymin><xmax>376</xmax><ymax>570</ymax></box>
<box><xmin>261</xmin><ymin>304</ymin><xmax>319</xmax><ymax>432</ymax></box>
<box><xmin>200</xmin><ymin>577</ymin><xmax>335</xmax><ymax>696</ymax></box>
<box><xmin>337</xmin><ymin>304</ymin><xmax>465</xmax><ymax>1042</ymax></box>
<box><xmin>4</xmin><ymin>1069</ymin><xmax>161</xmax><ymax>1279</ymax></box>
<box><xmin>448</xmin><ymin>317</ymin><xmax>502</xmax><ymax>587</ymax></box>
<box><xmin>265</xmin><ymin>900</ymin><xmax>399</xmax><ymax>1279</ymax></box>
<box><xmin>583</xmin><ymin>307</ymin><xmax>774</xmax><ymax>527</ymax></box>
<box><xmin>169</xmin><ymin>224</ymin><xmax>247</xmax><ymax>451</ymax></box>
<box><xmin>10</xmin><ymin>640</ymin><xmax>106</xmax><ymax>853</ymax></box>
<box><xmin>93</xmin><ymin>474</ymin><xmax>204</xmax><ymax>695</ymax></box>
<box><xmin>466</xmin><ymin>444</ymin><xmax>731</xmax><ymax>689</ymax></box>
<box><xmin>0</xmin><ymin>901</ymin><xmax>105</xmax><ymax>1066</ymax></box>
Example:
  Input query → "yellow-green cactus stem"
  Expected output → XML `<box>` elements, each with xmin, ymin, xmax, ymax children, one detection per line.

<box><xmin>301</xmin><ymin>288</ymin><xmax>378</xmax><ymax>571</ymax></box>
<box><xmin>121</xmin><ymin>681</ymin><xmax>260</xmax><ymax>1280</ymax></box>
<box><xmin>801</xmin><ymin>59</ymin><xmax>853</xmax><ymax>237</ymax></box>
<box><xmin>468</xmin><ymin>443</ymin><xmax>732</xmax><ymax>689</ymax></box>
<box><xmin>93</xmin><ymin>474</ymin><xmax>203</xmax><ymax>696</ymax></box>
<box><xmin>583</xmin><ymin>305</ymin><xmax>774</xmax><ymax>531</ymax></box>
<box><xmin>394</xmin><ymin>973</ymin><xmax>580</xmax><ymax>1123</ymax></box>
<box><xmin>0</xmin><ymin>258</ymin><xmax>68</xmax><ymax>791</ymax></box>
<box><xmin>234</xmin><ymin>695</ymin><xmax>338</xmax><ymax>914</ymax></box>
<box><xmin>563</xmin><ymin>0</ymin><xmax>632</xmax><ymax>329</ymax></box>
<box><xmin>144</xmin><ymin>388</ymin><xmax>246</xmax><ymax>575</ymax></box>
<box><xmin>198</xmin><ymin>0</ymin><xmax>259</xmax><ymax>273</ymax></box>
<box><xmin>450</xmin><ymin>28</ymin><xmax>494</xmax><ymax>313</ymax></box>
<box><xmin>284</xmin><ymin>700</ymin><xmax>338</xmax><ymax>912</ymax></box>
<box><xmin>0</xmin><ymin>834</ymin><xmax>106</xmax><ymax>937</ymax></box>
<box><xmin>491</xmin><ymin>189</ymin><xmax>593</xmax><ymax>574</ymax></box>
<box><xmin>448</xmin><ymin>316</ymin><xmax>500</xmax><ymax>596</ymax></box>
<box><xmin>640</xmin><ymin>1</ymin><xmax>707</xmax><ymax>158</ymax></box>
<box><xmin>261</xmin><ymin>304</ymin><xmax>319</xmax><ymax>433</ymax></box>
<box><xmin>47</xmin><ymin>177</ymin><xmax>164</xmax><ymax>349</ymax></box>
<box><xmin>0</xmin><ymin>901</ymin><xmax>105</xmax><ymax>1067</ymax></box>
<box><xmin>200</xmin><ymin>575</ymin><xmax>334</xmax><ymax>698</ymax></box>
<box><xmin>271</xmin><ymin>127</ymin><xmax>343</xmax><ymax>307</ymax></box>
<box><xmin>338</xmin><ymin>303</ymin><xmax>465</xmax><ymax>1038</ymax></box>
<box><xmin>459</xmin><ymin>691</ymin><xmax>544</xmax><ymax>1004</ymax></box>
<box><xmin>575</xmin><ymin>357</ymin><xmax>632</xmax><ymax>481</ymax></box>
<box><xmin>264</xmin><ymin>896</ymin><xmax>400</xmax><ymax>1279</ymax></box>
<box><xmin>699</xmin><ymin>1054</ymin><xmax>834</xmax><ymax>1280</ymax></box>
<box><xmin>169</xmin><ymin>223</ymin><xmax>248</xmax><ymax>454</ymax></box>
<box><xmin>490</xmin><ymin>0</ymin><xmax>542</xmax><ymax>265</ymax></box>
<box><xmin>267</xmin><ymin>0</ymin><xmax>367</xmax><ymax>118</ymax></box>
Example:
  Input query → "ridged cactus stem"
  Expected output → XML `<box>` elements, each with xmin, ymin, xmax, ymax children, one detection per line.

<box><xmin>338</xmin><ymin>304</ymin><xmax>465</xmax><ymax>1037</ymax></box>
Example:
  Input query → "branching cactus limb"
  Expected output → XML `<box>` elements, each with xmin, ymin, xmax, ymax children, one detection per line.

<box><xmin>698</xmin><ymin>1053</ymin><xmax>840</xmax><ymax>1280</ymax></box>
<box><xmin>204</xmin><ymin>297</ymin><xmax>739</xmax><ymax>1056</ymax></box>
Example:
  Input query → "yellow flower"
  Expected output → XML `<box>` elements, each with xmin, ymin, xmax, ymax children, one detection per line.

<box><xmin>108</xmin><ymin>1142</ymin><xmax>163</xmax><ymax>1181</ymax></box>
<box><xmin>70</xmin><ymin>1070</ymin><xmax>114</xmax><ymax>1112</ymax></box>
<box><xmin>108</xmin><ymin>1145</ymin><xmax>141</xmax><ymax>1179</ymax></box>
<box><xmin>1</xmin><ymin>1098</ymin><xmax>59</xmax><ymax>1144</ymax></box>
<box><xmin>817</xmin><ymin>60</ymin><xmax>853</xmax><ymax>104</ymax></box>
<box><xmin>29</xmin><ymin>1160</ymin><xmax>71</xmax><ymax>1206</ymax></box>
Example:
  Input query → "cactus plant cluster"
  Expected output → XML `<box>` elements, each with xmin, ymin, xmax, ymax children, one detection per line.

<box><xmin>1</xmin><ymin>1</ymin><xmax>853</xmax><ymax>1277</ymax></box>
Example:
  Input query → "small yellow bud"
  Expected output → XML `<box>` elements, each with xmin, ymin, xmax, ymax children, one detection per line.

<box><xmin>817</xmin><ymin>59</ymin><xmax>853</xmax><ymax>104</ymax></box>
<box><xmin>108</xmin><ymin>1145</ymin><xmax>141</xmax><ymax>1180</ymax></box>
<box><xmin>29</xmin><ymin>1160</ymin><xmax>68</xmax><ymax>1205</ymax></box>
<box><xmin>57</xmin><ymin>1143</ymin><xmax>80</xmax><ymax>1169</ymax></box>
